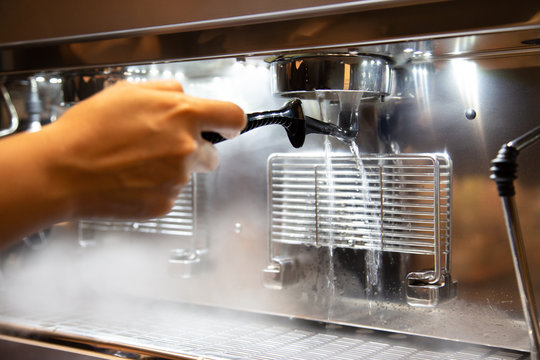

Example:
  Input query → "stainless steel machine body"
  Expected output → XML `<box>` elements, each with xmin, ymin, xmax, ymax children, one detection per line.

<box><xmin>0</xmin><ymin>1</ymin><xmax>539</xmax><ymax>359</ymax></box>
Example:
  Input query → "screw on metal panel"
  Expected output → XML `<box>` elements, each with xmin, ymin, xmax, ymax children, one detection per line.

<box><xmin>234</xmin><ymin>223</ymin><xmax>243</xmax><ymax>234</ymax></box>
<box><xmin>465</xmin><ymin>109</ymin><xmax>477</xmax><ymax>120</ymax></box>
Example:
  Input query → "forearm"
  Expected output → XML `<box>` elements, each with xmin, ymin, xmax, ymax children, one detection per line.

<box><xmin>0</xmin><ymin>129</ymin><xmax>73</xmax><ymax>247</ymax></box>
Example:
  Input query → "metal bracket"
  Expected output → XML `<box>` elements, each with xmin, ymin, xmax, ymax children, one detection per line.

<box><xmin>262</xmin><ymin>257</ymin><xmax>299</xmax><ymax>290</ymax></box>
<box><xmin>406</xmin><ymin>271</ymin><xmax>457</xmax><ymax>307</ymax></box>
<box><xmin>168</xmin><ymin>249</ymin><xmax>203</xmax><ymax>279</ymax></box>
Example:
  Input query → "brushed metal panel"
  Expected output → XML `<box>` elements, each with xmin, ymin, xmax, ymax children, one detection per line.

<box><xmin>0</xmin><ymin>0</ymin><xmax>538</xmax><ymax>74</ymax></box>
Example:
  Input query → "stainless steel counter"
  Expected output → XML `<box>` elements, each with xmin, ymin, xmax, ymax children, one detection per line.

<box><xmin>0</xmin><ymin>297</ymin><xmax>530</xmax><ymax>360</ymax></box>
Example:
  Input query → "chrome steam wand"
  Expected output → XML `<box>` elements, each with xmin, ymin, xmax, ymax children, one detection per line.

<box><xmin>490</xmin><ymin>125</ymin><xmax>540</xmax><ymax>359</ymax></box>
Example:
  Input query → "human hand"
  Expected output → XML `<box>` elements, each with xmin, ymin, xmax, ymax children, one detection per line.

<box><xmin>41</xmin><ymin>80</ymin><xmax>246</xmax><ymax>220</ymax></box>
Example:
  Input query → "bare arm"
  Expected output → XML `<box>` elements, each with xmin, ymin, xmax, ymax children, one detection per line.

<box><xmin>0</xmin><ymin>80</ymin><xmax>245</xmax><ymax>246</ymax></box>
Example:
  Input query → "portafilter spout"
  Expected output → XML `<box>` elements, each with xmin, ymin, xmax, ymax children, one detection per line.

<box><xmin>201</xmin><ymin>99</ymin><xmax>356</xmax><ymax>148</ymax></box>
<box><xmin>269</xmin><ymin>53</ymin><xmax>392</xmax><ymax>146</ymax></box>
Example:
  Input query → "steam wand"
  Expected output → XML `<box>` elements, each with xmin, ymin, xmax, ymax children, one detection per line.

<box><xmin>202</xmin><ymin>99</ymin><xmax>356</xmax><ymax>148</ymax></box>
<box><xmin>490</xmin><ymin>125</ymin><xmax>540</xmax><ymax>360</ymax></box>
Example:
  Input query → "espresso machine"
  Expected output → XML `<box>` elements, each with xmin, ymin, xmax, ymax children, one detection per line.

<box><xmin>0</xmin><ymin>1</ymin><xmax>539</xmax><ymax>359</ymax></box>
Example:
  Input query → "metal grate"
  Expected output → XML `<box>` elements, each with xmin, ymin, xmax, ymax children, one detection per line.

<box><xmin>269</xmin><ymin>153</ymin><xmax>451</xmax><ymax>255</ymax></box>
<box><xmin>80</xmin><ymin>178</ymin><xmax>196</xmax><ymax>237</ymax></box>
<box><xmin>268</xmin><ymin>153</ymin><xmax>452</xmax><ymax>279</ymax></box>
<box><xmin>0</xmin><ymin>300</ymin><xmax>527</xmax><ymax>360</ymax></box>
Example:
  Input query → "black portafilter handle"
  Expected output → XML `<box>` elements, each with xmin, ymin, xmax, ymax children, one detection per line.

<box><xmin>201</xmin><ymin>99</ymin><xmax>356</xmax><ymax>148</ymax></box>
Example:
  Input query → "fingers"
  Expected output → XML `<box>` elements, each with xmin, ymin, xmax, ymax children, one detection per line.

<box><xmin>117</xmin><ymin>81</ymin><xmax>244</xmax><ymax>140</ymax></box>
<box><xmin>117</xmin><ymin>79</ymin><xmax>184</xmax><ymax>93</ymax></box>
<box><xmin>187</xmin><ymin>97</ymin><xmax>247</xmax><ymax>140</ymax></box>
<box><xmin>192</xmin><ymin>140</ymin><xmax>219</xmax><ymax>173</ymax></box>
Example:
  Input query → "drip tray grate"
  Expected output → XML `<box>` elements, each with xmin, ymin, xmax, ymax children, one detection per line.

<box><xmin>0</xmin><ymin>299</ymin><xmax>527</xmax><ymax>360</ymax></box>
<box><xmin>80</xmin><ymin>178</ymin><xmax>196</xmax><ymax>237</ymax></box>
<box><xmin>269</xmin><ymin>153</ymin><xmax>451</xmax><ymax>256</ymax></box>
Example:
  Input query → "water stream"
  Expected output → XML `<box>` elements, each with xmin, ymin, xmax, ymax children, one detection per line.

<box><xmin>347</xmin><ymin>140</ymin><xmax>383</xmax><ymax>306</ymax></box>
<box><xmin>339</xmin><ymin>92</ymin><xmax>383</xmax><ymax>311</ymax></box>
<box><xmin>318</xmin><ymin>91</ymin><xmax>384</xmax><ymax>318</ymax></box>
<box><xmin>316</xmin><ymin>92</ymin><xmax>337</xmax><ymax>320</ymax></box>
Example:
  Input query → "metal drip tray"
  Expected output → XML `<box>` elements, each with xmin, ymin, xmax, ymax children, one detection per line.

<box><xmin>0</xmin><ymin>298</ymin><xmax>528</xmax><ymax>360</ymax></box>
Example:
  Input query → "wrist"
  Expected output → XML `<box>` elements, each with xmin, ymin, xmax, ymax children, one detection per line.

<box><xmin>0</xmin><ymin>127</ymin><xmax>79</xmax><ymax>244</ymax></box>
<box><xmin>35</xmin><ymin>124</ymin><xmax>80</xmax><ymax>222</ymax></box>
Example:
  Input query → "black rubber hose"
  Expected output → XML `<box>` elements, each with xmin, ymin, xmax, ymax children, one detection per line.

<box><xmin>201</xmin><ymin>112</ymin><xmax>298</xmax><ymax>144</ymax></box>
<box><xmin>202</xmin><ymin>98</ymin><xmax>359</xmax><ymax>148</ymax></box>
<box><xmin>202</xmin><ymin>99</ymin><xmax>307</xmax><ymax>148</ymax></box>
<box><xmin>490</xmin><ymin>145</ymin><xmax>519</xmax><ymax>197</ymax></box>
<box><xmin>490</xmin><ymin>126</ymin><xmax>540</xmax><ymax>197</ymax></box>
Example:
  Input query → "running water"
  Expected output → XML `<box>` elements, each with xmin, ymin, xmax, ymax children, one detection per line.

<box><xmin>319</xmin><ymin>91</ymin><xmax>384</xmax><ymax>317</ymax></box>
<box><xmin>348</xmin><ymin>139</ymin><xmax>383</xmax><ymax>307</ymax></box>
<box><xmin>317</xmin><ymin>92</ymin><xmax>337</xmax><ymax>319</ymax></box>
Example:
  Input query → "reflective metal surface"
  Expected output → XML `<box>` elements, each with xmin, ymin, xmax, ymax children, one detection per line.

<box><xmin>272</xmin><ymin>55</ymin><xmax>391</xmax><ymax>98</ymax></box>
<box><xmin>501</xmin><ymin>195</ymin><xmax>540</xmax><ymax>359</ymax></box>
<box><xmin>0</xmin><ymin>298</ymin><xmax>530</xmax><ymax>359</ymax></box>
<box><xmin>0</xmin><ymin>2</ymin><xmax>539</xmax><ymax>359</ymax></box>
<box><xmin>0</xmin><ymin>0</ymin><xmax>538</xmax><ymax>74</ymax></box>
<box><xmin>0</xmin><ymin>0</ymin><xmax>444</xmax><ymax>46</ymax></box>
<box><xmin>0</xmin><ymin>83</ymin><xmax>19</xmax><ymax>137</ymax></box>
<box><xmin>1</xmin><ymin>50</ymin><xmax>538</xmax><ymax>355</ymax></box>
